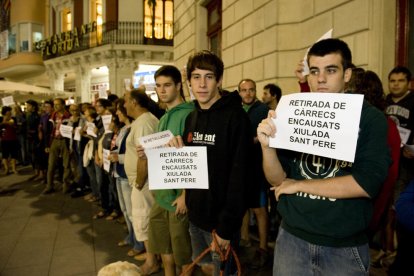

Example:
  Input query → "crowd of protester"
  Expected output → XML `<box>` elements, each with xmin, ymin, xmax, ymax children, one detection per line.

<box><xmin>1</xmin><ymin>38</ymin><xmax>414</xmax><ymax>276</ymax></box>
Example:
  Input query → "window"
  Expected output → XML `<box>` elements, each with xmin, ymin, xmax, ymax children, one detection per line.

<box><xmin>96</xmin><ymin>1</ymin><xmax>103</xmax><ymax>43</ymax></box>
<box><xmin>206</xmin><ymin>0</ymin><xmax>222</xmax><ymax>57</ymax></box>
<box><xmin>19</xmin><ymin>23</ymin><xmax>29</xmax><ymax>52</ymax></box>
<box><xmin>62</xmin><ymin>9</ymin><xmax>72</xmax><ymax>32</ymax></box>
<box><xmin>144</xmin><ymin>0</ymin><xmax>174</xmax><ymax>43</ymax></box>
<box><xmin>32</xmin><ymin>23</ymin><xmax>43</xmax><ymax>45</ymax></box>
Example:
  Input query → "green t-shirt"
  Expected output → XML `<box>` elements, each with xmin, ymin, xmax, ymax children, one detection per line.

<box><xmin>154</xmin><ymin>102</ymin><xmax>194</xmax><ymax>211</ymax></box>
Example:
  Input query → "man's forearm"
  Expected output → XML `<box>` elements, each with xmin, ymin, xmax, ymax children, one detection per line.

<box><xmin>135</xmin><ymin>158</ymin><xmax>148</xmax><ymax>190</ymax></box>
<box><xmin>294</xmin><ymin>175</ymin><xmax>370</xmax><ymax>199</ymax></box>
<box><xmin>262</xmin><ymin>145</ymin><xmax>285</xmax><ymax>187</ymax></box>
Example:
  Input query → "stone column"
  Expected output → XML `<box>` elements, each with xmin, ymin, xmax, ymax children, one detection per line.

<box><xmin>108</xmin><ymin>59</ymin><xmax>137</xmax><ymax>96</ymax></box>
<box><xmin>47</xmin><ymin>69</ymin><xmax>65</xmax><ymax>92</ymax></box>
<box><xmin>75</xmin><ymin>66</ymin><xmax>91</xmax><ymax>103</ymax></box>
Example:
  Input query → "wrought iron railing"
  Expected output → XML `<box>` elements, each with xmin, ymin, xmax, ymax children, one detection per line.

<box><xmin>34</xmin><ymin>21</ymin><xmax>173</xmax><ymax>60</ymax></box>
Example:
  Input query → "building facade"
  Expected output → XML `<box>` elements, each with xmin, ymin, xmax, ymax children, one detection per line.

<box><xmin>0</xmin><ymin>0</ymin><xmax>412</xmax><ymax>102</ymax></box>
<box><xmin>0</xmin><ymin>0</ymin><xmax>174</xmax><ymax>102</ymax></box>
<box><xmin>174</xmin><ymin>0</ymin><xmax>411</xmax><ymax>98</ymax></box>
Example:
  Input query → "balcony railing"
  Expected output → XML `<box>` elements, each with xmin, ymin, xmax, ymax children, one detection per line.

<box><xmin>34</xmin><ymin>21</ymin><xmax>173</xmax><ymax>60</ymax></box>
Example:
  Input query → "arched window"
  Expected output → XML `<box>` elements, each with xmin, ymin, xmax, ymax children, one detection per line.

<box><xmin>144</xmin><ymin>0</ymin><xmax>173</xmax><ymax>45</ymax></box>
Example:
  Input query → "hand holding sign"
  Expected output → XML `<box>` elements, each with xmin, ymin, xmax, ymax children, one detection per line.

<box><xmin>146</xmin><ymin>147</ymin><xmax>208</xmax><ymax>190</ymax></box>
<box><xmin>269</xmin><ymin>92</ymin><xmax>363</xmax><ymax>162</ymax></box>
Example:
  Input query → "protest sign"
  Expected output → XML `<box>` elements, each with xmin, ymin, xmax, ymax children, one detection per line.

<box><xmin>139</xmin><ymin>130</ymin><xmax>174</xmax><ymax>149</ymax></box>
<box><xmin>74</xmin><ymin>126</ymin><xmax>81</xmax><ymax>141</ymax></box>
<box><xmin>59</xmin><ymin>124</ymin><xmax>73</xmax><ymax>139</ymax></box>
<box><xmin>146</xmin><ymin>146</ymin><xmax>208</xmax><ymax>190</ymax></box>
<box><xmin>103</xmin><ymin>149</ymin><xmax>110</xmax><ymax>172</ymax></box>
<box><xmin>1</xmin><ymin>96</ymin><xmax>14</xmax><ymax>106</ymax></box>
<box><xmin>102</xmin><ymin>114</ymin><xmax>112</xmax><ymax>133</ymax></box>
<box><xmin>98</xmin><ymin>86</ymin><xmax>108</xmax><ymax>99</ymax></box>
<box><xmin>86</xmin><ymin>122</ymin><xmax>97</xmax><ymax>137</ymax></box>
<box><xmin>269</xmin><ymin>92</ymin><xmax>364</xmax><ymax>162</ymax></box>
<box><xmin>396</xmin><ymin>126</ymin><xmax>411</xmax><ymax>146</ymax></box>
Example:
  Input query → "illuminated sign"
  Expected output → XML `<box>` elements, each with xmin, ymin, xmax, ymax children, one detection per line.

<box><xmin>33</xmin><ymin>21</ymin><xmax>97</xmax><ymax>58</ymax></box>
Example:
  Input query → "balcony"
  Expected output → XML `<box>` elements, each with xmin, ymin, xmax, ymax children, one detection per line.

<box><xmin>35</xmin><ymin>21</ymin><xmax>173</xmax><ymax>61</ymax></box>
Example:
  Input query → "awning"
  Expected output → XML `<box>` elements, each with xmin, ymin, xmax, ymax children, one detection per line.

<box><xmin>0</xmin><ymin>80</ymin><xmax>71</xmax><ymax>95</ymax></box>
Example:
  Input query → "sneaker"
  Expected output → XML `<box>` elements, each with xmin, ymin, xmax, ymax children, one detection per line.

<box><xmin>248</xmin><ymin>248</ymin><xmax>270</xmax><ymax>270</ymax></box>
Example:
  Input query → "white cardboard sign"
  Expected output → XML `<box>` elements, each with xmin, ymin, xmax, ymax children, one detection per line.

<box><xmin>103</xmin><ymin>149</ymin><xmax>110</xmax><ymax>172</ymax></box>
<box><xmin>396</xmin><ymin>126</ymin><xmax>411</xmax><ymax>146</ymax></box>
<box><xmin>102</xmin><ymin>114</ymin><xmax>112</xmax><ymax>133</ymax></box>
<box><xmin>139</xmin><ymin>130</ymin><xmax>174</xmax><ymax>149</ymax></box>
<box><xmin>146</xmin><ymin>146</ymin><xmax>209</xmax><ymax>190</ymax></box>
<box><xmin>1</xmin><ymin>96</ymin><xmax>14</xmax><ymax>106</ymax></box>
<box><xmin>86</xmin><ymin>122</ymin><xmax>97</xmax><ymax>137</ymax></box>
<box><xmin>98</xmin><ymin>86</ymin><xmax>108</xmax><ymax>99</ymax></box>
<box><xmin>269</xmin><ymin>92</ymin><xmax>364</xmax><ymax>162</ymax></box>
<box><xmin>59</xmin><ymin>124</ymin><xmax>73</xmax><ymax>139</ymax></box>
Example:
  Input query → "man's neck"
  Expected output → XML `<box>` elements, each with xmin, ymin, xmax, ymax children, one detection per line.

<box><xmin>132</xmin><ymin>108</ymin><xmax>147</xmax><ymax>120</ymax></box>
<box><xmin>392</xmin><ymin>90</ymin><xmax>410</xmax><ymax>103</ymax></box>
<box><xmin>166</xmin><ymin>97</ymin><xmax>184</xmax><ymax>110</ymax></box>
<box><xmin>268</xmin><ymin>100</ymin><xmax>277</xmax><ymax>110</ymax></box>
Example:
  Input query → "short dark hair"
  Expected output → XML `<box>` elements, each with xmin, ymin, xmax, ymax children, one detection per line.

<box><xmin>308</xmin><ymin>38</ymin><xmax>353</xmax><ymax>70</ymax></box>
<box><xmin>26</xmin><ymin>99</ymin><xmax>39</xmax><ymax>112</ymax></box>
<box><xmin>388</xmin><ymin>66</ymin><xmax>412</xmax><ymax>82</ymax></box>
<box><xmin>108</xmin><ymin>94</ymin><xmax>119</xmax><ymax>103</ymax></box>
<box><xmin>187</xmin><ymin>50</ymin><xmax>224</xmax><ymax>82</ymax></box>
<box><xmin>96</xmin><ymin>98</ymin><xmax>112</xmax><ymax>109</ymax></box>
<box><xmin>263</xmin><ymin>83</ymin><xmax>282</xmax><ymax>102</ymax></box>
<box><xmin>238</xmin><ymin>79</ymin><xmax>256</xmax><ymax>91</ymax></box>
<box><xmin>154</xmin><ymin>65</ymin><xmax>184</xmax><ymax>99</ymax></box>
<box><xmin>1</xmin><ymin>106</ymin><xmax>12</xmax><ymax>115</ymax></box>
<box><xmin>44</xmin><ymin>100</ymin><xmax>54</xmax><ymax>107</ymax></box>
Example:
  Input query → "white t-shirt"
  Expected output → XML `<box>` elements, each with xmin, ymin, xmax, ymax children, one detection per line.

<box><xmin>124</xmin><ymin>112</ymin><xmax>159</xmax><ymax>184</ymax></box>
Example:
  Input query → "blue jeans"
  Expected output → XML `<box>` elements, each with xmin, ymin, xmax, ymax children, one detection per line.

<box><xmin>116</xmin><ymin>177</ymin><xmax>143</xmax><ymax>251</ymax></box>
<box><xmin>273</xmin><ymin>227</ymin><xmax>369</xmax><ymax>276</ymax></box>
<box><xmin>189</xmin><ymin>223</ymin><xmax>239</xmax><ymax>276</ymax></box>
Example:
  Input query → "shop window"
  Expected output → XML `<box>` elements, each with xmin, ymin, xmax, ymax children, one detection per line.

<box><xmin>144</xmin><ymin>0</ymin><xmax>173</xmax><ymax>44</ymax></box>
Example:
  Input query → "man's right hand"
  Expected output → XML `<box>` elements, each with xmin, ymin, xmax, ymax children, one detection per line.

<box><xmin>257</xmin><ymin>110</ymin><xmax>277</xmax><ymax>147</ymax></box>
<box><xmin>168</xmin><ymin>135</ymin><xmax>184</xmax><ymax>148</ymax></box>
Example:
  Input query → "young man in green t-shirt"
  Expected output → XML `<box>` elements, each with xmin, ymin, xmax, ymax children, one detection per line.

<box><xmin>138</xmin><ymin>65</ymin><xmax>194</xmax><ymax>276</ymax></box>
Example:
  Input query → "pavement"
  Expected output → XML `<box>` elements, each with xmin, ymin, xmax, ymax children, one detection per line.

<box><xmin>0</xmin><ymin>165</ymin><xmax>390</xmax><ymax>276</ymax></box>
<box><xmin>0</xmin><ymin>165</ymin><xmax>275</xmax><ymax>276</ymax></box>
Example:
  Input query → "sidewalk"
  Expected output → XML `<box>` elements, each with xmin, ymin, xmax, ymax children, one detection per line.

<box><xmin>0</xmin><ymin>166</ymin><xmax>388</xmax><ymax>276</ymax></box>
<box><xmin>0</xmin><ymin>166</ymin><xmax>273</xmax><ymax>276</ymax></box>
